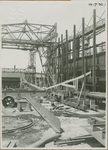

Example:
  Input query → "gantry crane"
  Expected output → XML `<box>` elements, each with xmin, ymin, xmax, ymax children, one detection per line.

<box><xmin>2</xmin><ymin>20</ymin><xmax>58</xmax><ymax>86</ymax></box>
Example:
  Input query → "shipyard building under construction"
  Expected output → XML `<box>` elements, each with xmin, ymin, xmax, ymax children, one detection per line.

<box><xmin>1</xmin><ymin>3</ymin><xmax>107</xmax><ymax>149</ymax></box>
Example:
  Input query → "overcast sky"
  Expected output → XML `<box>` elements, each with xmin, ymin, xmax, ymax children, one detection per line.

<box><xmin>1</xmin><ymin>1</ymin><xmax>107</xmax><ymax>72</ymax></box>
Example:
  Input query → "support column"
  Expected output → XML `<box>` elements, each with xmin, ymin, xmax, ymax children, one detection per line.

<box><xmin>14</xmin><ymin>65</ymin><xmax>16</xmax><ymax>72</ymax></box>
<box><xmin>66</xmin><ymin>30</ymin><xmax>68</xmax><ymax>80</ymax></box>
<box><xmin>92</xmin><ymin>9</ymin><xmax>96</xmax><ymax>91</ymax></box>
<box><xmin>41</xmin><ymin>71</ymin><xmax>42</xmax><ymax>87</ymax></box>
<box><xmin>35</xmin><ymin>56</ymin><xmax>37</xmax><ymax>85</ymax></box>
<box><xmin>82</xmin><ymin>18</ymin><xmax>86</xmax><ymax>100</ymax></box>
<box><xmin>55</xmin><ymin>22</ymin><xmax>57</xmax><ymax>42</ymax></box>
<box><xmin>53</xmin><ymin>74</ymin><xmax>55</xmax><ymax>85</ymax></box>
<box><xmin>58</xmin><ymin>38</ymin><xmax>60</xmax><ymax>83</ymax></box>
<box><xmin>61</xmin><ymin>34</ymin><xmax>63</xmax><ymax>82</ymax></box>
<box><xmin>73</xmin><ymin>25</ymin><xmax>76</xmax><ymax>78</ymax></box>
<box><xmin>82</xmin><ymin>19</ymin><xmax>84</xmax><ymax>74</ymax></box>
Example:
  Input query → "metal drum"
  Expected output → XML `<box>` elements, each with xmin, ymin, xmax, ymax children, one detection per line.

<box><xmin>2</xmin><ymin>96</ymin><xmax>15</xmax><ymax>108</ymax></box>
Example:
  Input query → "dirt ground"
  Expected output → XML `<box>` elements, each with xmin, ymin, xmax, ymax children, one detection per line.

<box><xmin>2</xmin><ymin>114</ymin><xmax>50</xmax><ymax>148</ymax></box>
<box><xmin>2</xmin><ymin>105</ymin><xmax>105</xmax><ymax>148</ymax></box>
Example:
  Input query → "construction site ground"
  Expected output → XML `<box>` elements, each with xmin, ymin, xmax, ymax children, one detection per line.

<box><xmin>2</xmin><ymin>102</ymin><xmax>105</xmax><ymax>148</ymax></box>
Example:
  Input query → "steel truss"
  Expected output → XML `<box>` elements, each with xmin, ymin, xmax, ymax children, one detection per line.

<box><xmin>2</xmin><ymin>20</ymin><xmax>58</xmax><ymax>86</ymax></box>
<box><xmin>2</xmin><ymin>11</ymin><xmax>105</xmax><ymax>87</ymax></box>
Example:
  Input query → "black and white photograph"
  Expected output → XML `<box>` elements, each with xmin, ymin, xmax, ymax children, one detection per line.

<box><xmin>1</xmin><ymin>1</ymin><xmax>107</xmax><ymax>149</ymax></box>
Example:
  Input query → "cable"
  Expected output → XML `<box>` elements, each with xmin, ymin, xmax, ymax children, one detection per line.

<box><xmin>87</xmin><ymin>16</ymin><xmax>93</xmax><ymax>26</ymax></box>
<box><xmin>100</xmin><ymin>10</ymin><xmax>106</xmax><ymax>19</ymax></box>
<box><xmin>2</xmin><ymin>117</ymin><xmax>34</xmax><ymax>134</ymax></box>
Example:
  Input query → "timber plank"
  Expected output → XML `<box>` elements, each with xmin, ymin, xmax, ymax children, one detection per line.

<box><xmin>84</xmin><ymin>125</ymin><xmax>106</xmax><ymax>146</ymax></box>
<box><xmin>26</xmin><ymin>95</ymin><xmax>61</xmax><ymax>133</ymax></box>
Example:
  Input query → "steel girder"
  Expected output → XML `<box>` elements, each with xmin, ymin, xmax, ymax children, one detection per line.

<box><xmin>2</xmin><ymin>20</ymin><xmax>58</xmax><ymax>49</ymax></box>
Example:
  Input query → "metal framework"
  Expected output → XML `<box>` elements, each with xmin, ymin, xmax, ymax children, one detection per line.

<box><xmin>56</xmin><ymin>10</ymin><xmax>105</xmax><ymax>92</ymax></box>
<box><xmin>2</xmin><ymin>9</ymin><xmax>106</xmax><ymax>90</ymax></box>
<box><xmin>2</xmin><ymin>20</ymin><xmax>58</xmax><ymax>86</ymax></box>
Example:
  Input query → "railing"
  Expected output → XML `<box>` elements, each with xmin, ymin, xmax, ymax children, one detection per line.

<box><xmin>61</xmin><ymin>18</ymin><xmax>105</xmax><ymax>44</ymax></box>
<box><xmin>2</xmin><ymin>38</ymin><xmax>46</xmax><ymax>44</ymax></box>
<box><xmin>2</xmin><ymin>68</ymin><xmax>36</xmax><ymax>73</ymax></box>
<box><xmin>68</xmin><ymin>42</ymin><xmax>105</xmax><ymax>59</ymax></box>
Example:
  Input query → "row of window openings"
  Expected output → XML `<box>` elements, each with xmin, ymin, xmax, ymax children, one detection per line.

<box><xmin>56</xmin><ymin>46</ymin><xmax>105</xmax><ymax>59</ymax></box>
<box><xmin>47</xmin><ymin>47</ymin><xmax>105</xmax><ymax>63</ymax></box>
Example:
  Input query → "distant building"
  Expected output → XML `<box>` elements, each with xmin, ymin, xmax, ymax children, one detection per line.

<box><xmin>2</xmin><ymin>67</ymin><xmax>46</xmax><ymax>90</ymax></box>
